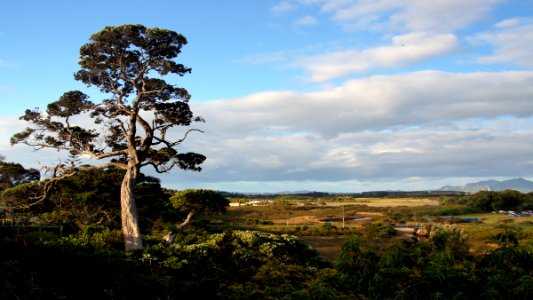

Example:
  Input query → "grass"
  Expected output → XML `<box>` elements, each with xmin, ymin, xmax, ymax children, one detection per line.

<box><xmin>448</xmin><ymin>212</ymin><xmax>533</xmax><ymax>251</ymax></box>
<box><xmin>457</xmin><ymin>213</ymin><xmax>533</xmax><ymax>224</ymax></box>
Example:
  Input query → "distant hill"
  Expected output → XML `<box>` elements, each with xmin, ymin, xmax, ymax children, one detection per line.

<box><xmin>438</xmin><ymin>178</ymin><xmax>533</xmax><ymax>193</ymax></box>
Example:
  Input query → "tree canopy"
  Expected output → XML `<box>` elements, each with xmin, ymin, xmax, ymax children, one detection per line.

<box><xmin>170</xmin><ymin>189</ymin><xmax>229</xmax><ymax>216</ymax></box>
<box><xmin>0</xmin><ymin>156</ymin><xmax>40</xmax><ymax>191</ymax></box>
<box><xmin>11</xmin><ymin>24</ymin><xmax>205</xmax><ymax>250</ymax></box>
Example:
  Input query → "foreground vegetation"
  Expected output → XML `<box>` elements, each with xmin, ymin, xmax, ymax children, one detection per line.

<box><xmin>2</xmin><ymin>173</ymin><xmax>533</xmax><ymax>298</ymax></box>
<box><xmin>1</xmin><ymin>222</ymin><xmax>532</xmax><ymax>299</ymax></box>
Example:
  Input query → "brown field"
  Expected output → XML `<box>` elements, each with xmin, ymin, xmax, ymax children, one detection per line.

<box><xmin>301</xmin><ymin>236</ymin><xmax>345</xmax><ymax>261</ymax></box>
<box><xmin>271</xmin><ymin>212</ymin><xmax>382</xmax><ymax>225</ymax></box>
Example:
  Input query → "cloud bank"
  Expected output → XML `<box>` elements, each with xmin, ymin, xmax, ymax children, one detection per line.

<box><xmin>159</xmin><ymin>70</ymin><xmax>533</xmax><ymax>190</ymax></box>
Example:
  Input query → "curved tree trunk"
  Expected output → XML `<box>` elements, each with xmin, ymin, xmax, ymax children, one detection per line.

<box><xmin>163</xmin><ymin>211</ymin><xmax>195</xmax><ymax>246</ymax></box>
<box><xmin>120</xmin><ymin>162</ymin><xmax>143</xmax><ymax>251</ymax></box>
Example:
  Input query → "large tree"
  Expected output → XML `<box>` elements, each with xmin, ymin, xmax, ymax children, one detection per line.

<box><xmin>11</xmin><ymin>24</ymin><xmax>206</xmax><ymax>250</ymax></box>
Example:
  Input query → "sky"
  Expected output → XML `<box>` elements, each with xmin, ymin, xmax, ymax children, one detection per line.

<box><xmin>1</xmin><ymin>0</ymin><xmax>533</xmax><ymax>193</ymax></box>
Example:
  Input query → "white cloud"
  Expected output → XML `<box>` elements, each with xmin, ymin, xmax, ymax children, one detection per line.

<box><xmin>473</xmin><ymin>18</ymin><xmax>533</xmax><ymax>67</ymax></box>
<box><xmin>154</xmin><ymin>70</ymin><xmax>533</xmax><ymax>188</ymax></box>
<box><xmin>495</xmin><ymin>18</ymin><xmax>522</xmax><ymax>28</ymax></box>
<box><xmin>271</xmin><ymin>1</ymin><xmax>296</xmax><ymax>13</ymax></box>
<box><xmin>242</xmin><ymin>31</ymin><xmax>460</xmax><ymax>82</ymax></box>
<box><xmin>167</xmin><ymin>115</ymin><xmax>533</xmax><ymax>189</ymax></box>
<box><xmin>194</xmin><ymin>71</ymin><xmax>533</xmax><ymax>137</ymax></box>
<box><xmin>298</xmin><ymin>32</ymin><xmax>459</xmax><ymax>81</ymax></box>
<box><xmin>294</xmin><ymin>15</ymin><xmax>318</xmax><ymax>26</ymax></box>
<box><xmin>304</xmin><ymin>0</ymin><xmax>504</xmax><ymax>33</ymax></box>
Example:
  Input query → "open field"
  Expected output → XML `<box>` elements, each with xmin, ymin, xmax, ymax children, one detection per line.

<box><xmin>208</xmin><ymin>198</ymin><xmax>533</xmax><ymax>260</ymax></box>
<box><xmin>219</xmin><ymin>204</ymin><xmax>382</xmax><ymax>229</ymax></box>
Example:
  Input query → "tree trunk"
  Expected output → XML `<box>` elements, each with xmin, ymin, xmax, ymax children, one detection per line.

<box><xmin>163</xmin><ymin>211</ymin><xmax>195</xmax><ymax>246</ymax></box>
<box><xmin>120</xmin><ymin>163</ymin><xmax>143</xmax><ymax>251</ymax></box>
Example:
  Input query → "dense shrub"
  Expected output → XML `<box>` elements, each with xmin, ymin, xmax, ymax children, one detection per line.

<box><xmin>0</xmin><ymin>238</ymin><xmax>169</xmax><ymax>299</ymax></box>
<box><xmin>333</xmin><ymin>229</ymin><xmax>533</xmax><ymax>300</ymax></box>
<box><xmin>2</xmin><ymin>223</ymin><xmax>532</xmax><ymax>299</ymax></box>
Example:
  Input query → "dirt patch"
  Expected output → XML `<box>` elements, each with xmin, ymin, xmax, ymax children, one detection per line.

<box><xmin>272</xmin><ymin>212</ymin><xmax>382</xmax><ymax>225</ymax></box>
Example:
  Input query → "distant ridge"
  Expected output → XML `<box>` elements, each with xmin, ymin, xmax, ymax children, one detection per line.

<box><xmin>438</xmin><ymin>178</ymin><xmax>533</xmax><ymax>193</ymax></box>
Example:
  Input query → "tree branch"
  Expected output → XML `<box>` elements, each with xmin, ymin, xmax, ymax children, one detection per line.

<box><xmin>153</xmin><ymin>128</ymin><xmax>204</xmax><ymax>148</ymax></box>
<box><xmin>163</xmin><ymin>211</ymin><xmax>195</xmax><ymax>246</ymax></box>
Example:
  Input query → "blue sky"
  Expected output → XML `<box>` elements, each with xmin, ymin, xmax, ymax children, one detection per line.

<box><xmin>1</xmin><ymin>0</ymin><xmax>533</xmax><ymax>192</ymax></box>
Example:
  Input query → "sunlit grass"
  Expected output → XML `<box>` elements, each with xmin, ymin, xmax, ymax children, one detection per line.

<box><xmin>458</xmin><ymin>213</ymin><xmax>533</xmax><ymax>224</ymax></box>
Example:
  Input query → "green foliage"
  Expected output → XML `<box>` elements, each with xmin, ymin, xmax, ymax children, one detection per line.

<box><xmin>3</xmin><ymin>185</ymin><xmax>533</xmax><ymax>299</ymax></box>
<box><xmin>2</xmin><ymin>222</ymin><xmax>533</xmax><ymax>299</ymax></box>
<box><xmin>0</xmin><ymin>182</ymin><xmax>43</xmax><ymax>212</ymax></box>
<box><xmin>494</xmin><ymin>189</ymin><xmax>525</xmax><ymax>210</ymax></box>
<box><xmin>332</xmin><ymin>224</ymin><xmax>533</xmax><ymax>299</ymax></box>
<box><xmin>2</xmin><ymin>168</ymin><xmax>177</xmax><ymax>234</ymax></box>
<box><xmin>429</xmin><ymin>224</ymin><xmax>470</xmax><ymax>257</ymax></box>
<box><xmin>321</xmin><ymin>222</ymin><xmax>337</xmax><ymax>232</ymax></box>
<box><xmin>244</xmin><ymin>218</ymin><xmax>274</xmax><ymax>225</ymax></box>
<box><xmin>475</xmin><ymin>246</ymin><xmax>533</xmax><ymax>299</ymax></box>
<box><xmin>141</xmin><ymin>229</ymin><xmax>328</xmax><ymax>298</ymax></box>
<box><xmin>366</xmin><ymin>221</ymin><xmax>397</xmax><ymax>239</ymax></box>
<box><xmin>0</xmin><ymin>159</ymin><xmax>40</xmax><ymax>191</ymax></box>
<box><xmin>494</xmin><ymin>225</ymin><xmax>522</xmax><ymax>248</ymax></box>
<box><xmin>461</xmin><ymin>190</ymin><xmax>526</xmax><ymax>211</ymax></box>
<box><xmin>171</xmin><ymin>189</ymin><xmax>229</xmax><ymax>215</ymax></box>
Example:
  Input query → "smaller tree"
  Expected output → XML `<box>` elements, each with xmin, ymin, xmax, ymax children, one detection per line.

<box><xmin>0</xmin><ymin>157</ymin><xmax>41</xmax><ymax>221</ymax></box>
<box><xmin>164</xmin><ymin>189</ymin><xmax>228</xmax><ymax>245</ymax></box>
<box><xmin>429</xmin><ymin>224</ymin><xmax>469</xmax><ymax>258</ymax></box>
<box><xmin>0</xmin><ymin>157</ymin><xmax>40</xmax><ymax>191</ymax></box>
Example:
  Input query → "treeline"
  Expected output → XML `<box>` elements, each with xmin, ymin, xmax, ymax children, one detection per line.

<box><xmin>358</xmin><ymin>190</ymin><xmax>466</xmax><ymax>198</ymax></box>
<box><xmin>446</xmin><ymin>189</ymin><xmax>533</xmax><ymax>211</ymax></box>
<box><xmin>221</xmin><ymin>190</ymin><xmax>466</xmax><ymax>199</ymax></box>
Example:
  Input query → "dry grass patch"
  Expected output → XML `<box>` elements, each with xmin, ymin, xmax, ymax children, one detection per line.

<box><xmin>302</xmin><ymin>236</ymin><xmax>346</xmax><ymax>262</ymax></box>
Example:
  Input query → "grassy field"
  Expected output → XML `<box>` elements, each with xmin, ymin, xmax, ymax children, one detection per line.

<box><xmin>457</xmin><ymin>212</ymin><xmax>533</xmax><ymax>224</ymax></box>
<box><xmin>454</xmin><ymin>212</ymin><xmax>533</xmax><ymax>251</ymax></box>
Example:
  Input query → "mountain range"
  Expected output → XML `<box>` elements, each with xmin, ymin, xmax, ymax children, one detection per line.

<box><xmin>438</xmin><ymin>178</ymin><xmax>533</xmax><ymax>193</ymax></box>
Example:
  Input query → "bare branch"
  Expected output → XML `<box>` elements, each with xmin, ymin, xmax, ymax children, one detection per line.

<box><xmin>154</xmin><ymin>128</ymin><xmax>204</xmax><ymax>148</ymax></box>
